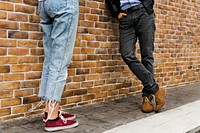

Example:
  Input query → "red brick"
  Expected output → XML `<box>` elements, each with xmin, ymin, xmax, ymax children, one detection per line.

<box><xmin>0</xmin><ymin>66</ymin><xmax>10</xmax><ymax>73</ymax></box>
<box><xmin>8</xmin><ymin>13</ymin><xmax>28</xmax><ymax>22</ymax></box>
<box><xmin>20</xmin><ymin>23</ymin><xmax>39</xmax><ymax>31</ymax></box>
<box><xmin>0</xmin><ymin>2</ymin><xmax>14</xmax><ymax>11</ymax></box>
<box><xmin>0</xmin><ymin>90</ymin><xmax>13</xmax><ymax>99</ymax></box>
<box><xmin>18</xmin><ymin>40</ymin><xmax>37</xmax><ymax>48</ymax></box>
<box><xmin>0</xmin><ymin>48</ymin><xmax>7</xmax><ymax>55</ymax></box>
<box><xmin>0</xmin><ymin>12</ymin><xmax>7</xmax><ymax>19</ymax></box>
<box><xmin>1</xmin><ymin>98</ymin><xmax>21</xmax><ymax>107</ymax></box>
<box><xmin>23</xmin><ymin>0</ymin><xmax>38</xmax><ymax>6</ymax></box>
<box><xmin>13</xmin><ymin>104</ymin><xmax>32</xmax><ymax>114</ymax></box>
<box><xmin>0</xmin><ymin>82</ymin><xmax>20</xmax><ymax>90</ymax></box>
<box><xmin>4</xmin><ymin>73</ymin><xmax>24</xmax><ymax>81</ymax></box>
<box><xmin>8</xmin><ymin>48</ymin><xmax>29</xmax><ymax>55</ymax></box>
<box><xmin>0</xmin><ymin>108</ymin><xmax>11</xmax><ymax>116</ymax></box>
<box><xmin>14</xmin><ymin>89</ymin><xmax>33</xmax><ymax>97</ymax></box>
<box><xmin>0</xmin><ymin>56</ymin><xmax>18</xmax><ymax>64</ymax></box>
<box><xmin>29</xmin><ymin>15</ymin><xmax>40</xmax><ymax>23</ymax></box>
<box><xmin>15</xmin><ymin>5</ymin><xmax>35</xmax><ymax>14</ymax></box>
<box><xmin>30</xmin><ymin>32</ymin><xmax>43</xmax><ymax>40</ymax></box>
<box><xmin>0</xmin><ymin>21</ymin><xmax>19</xmax><ymax>30</ymax></box>
<box><xmin>11</xmin><ymin>64</ymin><xmax>31</xmax><ymax>72</ymax></box>
<box><xmin>0</xmin><ymin>30</ymin><xmax>7</xmax><ymax>38</ymax></box>
<box><xmin>23</xmin><ymin>95</ymin><xmax>40</xmax><ymax>104</ymax></box>
<box><xmin>8</xmin><ymin>31</ymin><xmax>28</xmax><ymax>39</ymax></box>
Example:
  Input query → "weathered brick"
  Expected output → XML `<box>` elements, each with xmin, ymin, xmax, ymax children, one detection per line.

<box><xmin>82</xmin><ymin>94</ymin><xmax>95</xmax><ymax>101</ymax></box>
<box><xmin>81</xmin><ymin>81</ymin><xmax>93</xmax><ymax>87</ymax></box>
<box><xmin>14</xmin><ymin>89</ymin><xmax>33</xmax><ymax>97</ymax></box>
<box><xmin>66</xmin><ymin>82</ymin><xmax>81</xmax><ymax>90</ymax></box>
<box><xmin>76</xmin><ymin>68</ymin><xmax>90</xmax><ymax>75</ymax></box>
<box><xmin>15</xmin><ymin>5</ymin><xmax>35</xmax><ymax>14</ymax></box>
<box><xmin>13</xmin><ymin>104</ymin><xmax>32</xmax><ymax>114</ymax></box>
<box><xmin>0</xmin><ymin>56</ymin><xmax>18</xmax><ymax>64</ymax></box>
<box><xmin>0</xmin><ymin>30</ymin><xmax>7</xmax><ymax>38</ymax></box>
<box><xmin>0</xmin><ymin>82</ymin><xmax>20</xmax><ymax>90</ymax></box>
<box><xmin>0</xmin><ymin>2</ymin><xmax>14</xmax><ymax>11</ymax></box>
<box><xmin>0</xmin><ymin>90</ymin><xmax>13</xmax><ymax>99</ymax></box>
<box><xmin>32</xmin><ymin>64</ymin><xmax>43</xmax><ymax>71</ymax></box>
<box><xmin>29</xmin><ymin>32</ymin><xmax>42</xmax><ymax>40</ymax></box>
<box><xmin>0</xmin><ymin>108</ymin><xmax>11</xmax><ymax>116</ymax></box>
<box><xmin>0</xmin><ymin>39</ymin><xmax>16</xmax><ymax>47</ymax></box>
<box><xmin>86</xmin><ymin>1</ymin><xmax>99</xmax><ymax>8</ymax></box>
<box><xmin>23</xmin><ymin>95</ymin><xmax>40</xmax><ymax>104</ymax></box>
<box><xmin>72</xmin><ymin>55</ymin><xmax>87</xmax><ymax>61</ymax></box>
<box><xmin>18</xmin><ymin>56</ymin><xmax>38</xmax><ymax>63</ymax></box>
<box><xmin>73</xmin><ymin>75</ymin><xmax>86</xmax><ymax>82</ymax></box>
<box><xmin>29</xmin><ymin>15</ymin><xmax>40</xmax><ymax>23</ymax></box>
<box><xmin>0</xmin><ymin>21</ymin><xmax>19</xmax><ymax>30</ymax></box>
<box><xmin>18</xmin><ymin>40</ymin><xmax>37</xmax><ymax>48</ymax></box>
<box><xmin>21</xmin><ymin>80</ymin><xmax>39</xmax><ymax>88</ymax></box>
<box><xmin>1</xmin><ymin>98</ymin><xmax>21</xmax><ymax>107</ymax></box>
<box><xmin>74</xmin><ymin>89</ymin><xmax>87</xmax><ymax>95</ymax></box>
<box><xmin>26</xmin><ymin>72</ymin><xmax>41</xmax><ymax>80</ymax></box>
<box><xmin>88</xmin><ymin>87</ymin><xmax>100</xmax><ymax>93</ymax></box>
<box><xmin>0</xmin><ymin>114</ymin><xmax>24</xmax><ymax>121</ymax></box>
<box><xmin>0</xmin><ymin>12</ymin><xmax>7</xmax><ymax>19</ymax></box>
<box><xmin>0</xmin><ymin>66</ymin><xmax>10</xmax><ymax>73</ymax></box>
<box><xmin>8</xmin><ymin>31</ymin><xmax>28</xmax><ymax>39</ymax></box>
<box><xmin>67</xmin><ymin>96</ymin><xmax>81</xmax><ymax>104</ymax></box>
<box><xmin>4</xmin><ymin>73</ymin><xmax>24</xmax><ymax>81</ymax></box>
<box><xmin>7</xmin><ymin>0</ymin><xmax>22</xmax><ymax>3</ymax></box>
<box><xmin>8</xmin><ymin>13</ymin><xmax>28</xmax><ymax>22</ymax></box>
<box><xmin>8</xmin><ymin>48</ymin><xmax>29</xmax><ymax>55</ymax></box>
<box><xmin>23</xmin><ymin>0</ymin><xmax>38</xmax><ymax>6</ymax></box>
<box><xmin>20</xmin><ymin>23</ymin><xmax>39</xmax><ymax>31</ymax></box>
<box><xmin>62</xmin><ymin>90</ymin><xmax>74</xmax><ymax>97</ymax></box>
<box><xmin>0</xmin><ymin>48</ymin><xmax>7</xmax><ymax>55</ymax></box>
<box><xmin>11</xmin><ymin>64</ymin><xmax>31</xmax><ymax>72</ymax></box>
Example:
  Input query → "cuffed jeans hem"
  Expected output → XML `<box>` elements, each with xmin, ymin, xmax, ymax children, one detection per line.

<box><xmin>142</xmin><ymin>83</ymin><xmax>159</xmax><ymax>97</ymax></box>
<box><xmin>38</xmin><ymin>95</ymin><xmax>61</xmax><ymax>103</ymax></box>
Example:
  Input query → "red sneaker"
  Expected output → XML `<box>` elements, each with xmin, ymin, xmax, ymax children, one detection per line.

<box><xmin>45</xmin><ymin>115</ymin><xmax>79</xmax><ymax>132</ymax></box>
<box><xmin>43</xmin><ymin>111</ymin><xmax>76</xmax><ymax>122</ymax></box>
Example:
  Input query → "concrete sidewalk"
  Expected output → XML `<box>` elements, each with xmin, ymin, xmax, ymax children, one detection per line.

<box><xmin>0</xmin><ymin>82</ymin><xmax>200</xmax><ymax>133</ymax></box>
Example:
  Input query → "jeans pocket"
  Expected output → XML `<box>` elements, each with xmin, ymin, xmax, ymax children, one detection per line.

<box><xmin>46</xmin><ymin>0</ymin><xmax>67</xmax><ymax>13</ymax></box>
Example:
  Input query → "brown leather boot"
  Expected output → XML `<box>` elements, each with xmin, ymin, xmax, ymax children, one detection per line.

<box><xmin>154</xmin><ymin>88</ymin><xmax>166</xmax><ymax>112</ymax></box>
<box><xmin>141</xmin><ymin>96</ymin><xmax>154</xmax><ymax>113</ymax></box>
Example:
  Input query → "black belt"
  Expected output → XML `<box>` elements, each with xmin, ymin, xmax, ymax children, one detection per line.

<box><xmin>121</xmin><ymin>4</ymin><xmax>144</xmax><ymax>14</ymax></box>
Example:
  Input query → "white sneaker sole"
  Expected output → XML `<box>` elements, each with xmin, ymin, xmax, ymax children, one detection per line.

<box><xmin>45</xmin><ymin>121</ymin><xmax>79</xmax><ymax>132</ymax></box>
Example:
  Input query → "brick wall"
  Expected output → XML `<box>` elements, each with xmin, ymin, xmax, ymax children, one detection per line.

<box><xmin>0</xmin><ymin>0</ymin><xmax>199</xmax><ymax>121</ymax></box>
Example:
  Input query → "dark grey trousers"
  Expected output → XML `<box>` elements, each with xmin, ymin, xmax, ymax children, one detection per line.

<box><xmin>119</xmin><ymin>7</ymin><xmax>158</xmax><ymax>97</ymax></box>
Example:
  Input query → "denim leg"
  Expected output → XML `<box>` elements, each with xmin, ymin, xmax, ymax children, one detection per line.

<box><xmin>38</xmin><ymin>0</ymin><xmax>79</xmax><ymax>102</ymax></box>
<box><xmin>119</xmin><ymin>8</ymin><xmax>158</xmax><ymax>97</ymax></box>
<box><xmin>136</xmin><ymin>9</ymin><xmax>158</xmax><ymax>96</ymax></box>
<box><xmin>38</xmin><ymin>1</ymin><xmax>54</xmax><ymax>100</ymax></box>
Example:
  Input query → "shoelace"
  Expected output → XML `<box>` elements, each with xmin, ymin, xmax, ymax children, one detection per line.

<box><xmin>44</xmin><ymin>101</ymin><xmax>58</xmax><ymax>123</ymax></box>
<box><xmin>59</xmin><ymin>112</ymin><xmax>68</xmax><ymax>124</ymax></box>
<box><xmin>28</xmin><ymin>100</ymin><xmax>45</xmax><ymax>112</ymax></box>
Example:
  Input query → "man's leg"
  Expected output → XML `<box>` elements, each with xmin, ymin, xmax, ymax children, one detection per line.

<box><xmin>119</xmin><ymin>13</ymin><xmax>154</xmax><ymax>113</ymax></box>
<box><xmin>137</xmin><ymin>8</ymin><xmax>165</xmax><ymax>112</ymax></box>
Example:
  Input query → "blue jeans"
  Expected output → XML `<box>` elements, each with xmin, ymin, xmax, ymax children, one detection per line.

<box><xmin>38</xmin><ymin>0</ymin><xmax>79</xmax><ymax>102</ymax></box>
